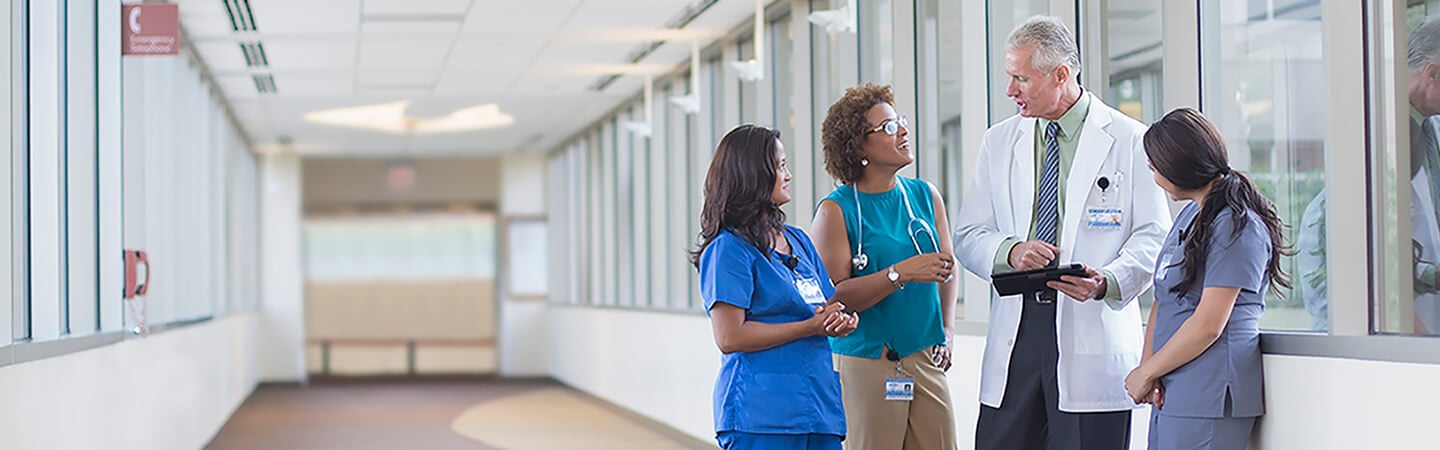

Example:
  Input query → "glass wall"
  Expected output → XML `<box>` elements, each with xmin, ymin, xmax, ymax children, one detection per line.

<box><xmin>859</xmin><ymin>0</ymin><xmax>895</xmax><ymax>85</ymax></box>
<box><xmin>1102</xmin><ymin>0</ymin><xmax>1165</xmax><ymax>123</ymax></box>
<box><xmin>541</xmin><ymin>0</ymin><xmax>1440</xmax><ymax>348</ymax></box>
<box><xmin>3</xmin><ymin>0</ymin><xmax>21</xmax><ymax>344</ymax></box>
<box><xmin>0</xmin><ymin>0</ymin><xmax>257</xmax><ymax>350</ymax></box>
<box><xmin>1201</xmin><ymin>0</ymin><xmax>1327</xmax><ymax>332</ymax></box>
<box><xmin>1377</xmin><ymin>0</ymin><xmax>1440</xmax><ymax>335</ymax></box>
<box><xmin>987</xmin><ymin>0</ymin><xmax>1050</xmax><ymax>123</ymax></box>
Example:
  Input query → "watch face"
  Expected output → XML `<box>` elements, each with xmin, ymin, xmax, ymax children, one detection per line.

<box><xmin>888</xmin><ymin>268</ymin><xmax>899</xmax><ymax>281</ymax></box>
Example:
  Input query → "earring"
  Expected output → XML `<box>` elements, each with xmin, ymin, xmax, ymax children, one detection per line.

<box><xmin>861</xmin><ymin>158</ymin><xmax>869</xmax><ymax>167</ymax></box>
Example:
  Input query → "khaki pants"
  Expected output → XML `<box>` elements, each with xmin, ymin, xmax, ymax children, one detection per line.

<box><xmin>837</xmin><ymin>350</ymin><xmax>956</xmax><ymax>450</ymax></box>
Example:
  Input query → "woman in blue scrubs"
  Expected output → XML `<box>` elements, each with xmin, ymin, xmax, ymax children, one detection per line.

<box><xmin>1124</xmin><ymin>108</ymin><xmax>1292</xmax><ymax>450</ymax></box>
<box><xmin>691</xmin><ymin>124</ymin><xmax>860</xmax><ymax>450</ymax></box>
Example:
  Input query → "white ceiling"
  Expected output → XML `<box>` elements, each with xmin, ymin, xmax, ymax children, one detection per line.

<box><xmin>176</xmin><ymin>0</ymin><xmax>760</xmax><ymax>156</ymax></box>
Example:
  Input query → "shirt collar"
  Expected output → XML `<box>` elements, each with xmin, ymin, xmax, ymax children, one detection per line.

<box><xmin>1041</xmin><ymin>89</ymin><xmax>1091</xmax><ymax>139</ymax></box>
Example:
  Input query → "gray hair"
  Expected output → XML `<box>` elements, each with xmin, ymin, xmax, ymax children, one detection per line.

<box><xmin>1007</xmin><ymin>16</ymin><xmax>1081</xmax><ymax>80</ymax></box>
<box><xmin>1410</xmin><ymin>18</ymin><xmax>1440</xmax><ymax>74</ymax></box>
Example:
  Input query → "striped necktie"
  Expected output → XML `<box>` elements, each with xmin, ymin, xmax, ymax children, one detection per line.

<box><xmin>1036</xmin><ymin>122</ymin><xmax>1061</xmax><ymax>246</ymax></box>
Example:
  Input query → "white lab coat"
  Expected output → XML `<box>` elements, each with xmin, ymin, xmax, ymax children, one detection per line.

<box><xmin>953</xmin><ymin>93</ymin><xmax>1171</xmax><ymax>412</ymax></box>
<box><xmin>1411</xmin><ymin>163</ymin><xmax>1440</xmax><ymax>334</ymax></box>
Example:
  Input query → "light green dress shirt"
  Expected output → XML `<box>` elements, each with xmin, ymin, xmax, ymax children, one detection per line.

<box><xmin>992</xmin><ymin>92</ymin><xmax>1122</xmax><ymax>301</ymax></box>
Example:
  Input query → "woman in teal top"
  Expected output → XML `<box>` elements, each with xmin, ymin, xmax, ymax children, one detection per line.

<box><xmin>811</xmin><ymin>83</ymin><xmax>960</xmax><ymax>449</ymax></box>
<box><xmin>693</xmin><ymin>124</ymin><xmax>860</xmax><ymax>450</ymax></box>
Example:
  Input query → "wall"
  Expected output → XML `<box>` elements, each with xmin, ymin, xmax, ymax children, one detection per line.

<box><xmin>551</xmin><ymin>306</ymin><xmax>1440</xmax><ymax>450</ymax></box>
<box><xmin>498</xmin><ymin>154</ymin><xmax>549</xmax><ymax>377</ymax></box>
<box><xmin>260</xmin><ymin>153</ymin><xmax>306</xmax><ymax>382</ymax></box>
<box><xmin>1255</xmin><ymin>355</ymin><xmax>1440</xmax><ymax>449</ymax></box>
<box><xmin>304</xmin><ymin>279</ymin><xmax>497</xmax><ymax>375</ymax></box>
<box><xmin>302</xmin><ymin>157</ymin><xmax>502</xmax><ymax>211</ymax></box>
<box><xmin>0</xmin><ymin>315</ymin><xmax>260</xmax><ymax>450</ymax></box>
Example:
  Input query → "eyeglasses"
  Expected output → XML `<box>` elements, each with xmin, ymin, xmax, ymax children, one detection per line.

<box><xmin>867</xmin><ymin>115</ymin><xmax>909</xmax><ymax>136</ymax></box>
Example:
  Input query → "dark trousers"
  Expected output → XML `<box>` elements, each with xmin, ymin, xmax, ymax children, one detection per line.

<box><xmin>975</xmin><ymin>291</ymin><xmax>1132</xmax><ymax>450</ymax></box>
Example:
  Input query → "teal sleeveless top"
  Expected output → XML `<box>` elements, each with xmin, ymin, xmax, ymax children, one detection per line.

<box><xmin>819</xmin><ymin>177</ymin><xmax>947</xmax><ymax>358</ymax></box>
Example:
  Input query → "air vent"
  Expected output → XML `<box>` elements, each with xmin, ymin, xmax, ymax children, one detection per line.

<box><xmin>252</xmin><ymin>74</ymin><xmax>277</xmax><ymax>94</ymax></box>
<box><xmin>587</xmin><ymin>0</ymin><xmax>718</xmax><ymax>92</ymax></box>
<box><xmin>238</xmin><ymin>42</ymin><xmax>269</xmax><ymax>67</ymax></box>
<box><xmin>222</xmin><ymin>0</ymin><xmax>259</xmax><ymax>32</ymax></box>
<box><xmin>589</xmin><ymin>74</ymin><xmax>622</xmax><ymax>92</ymax></box>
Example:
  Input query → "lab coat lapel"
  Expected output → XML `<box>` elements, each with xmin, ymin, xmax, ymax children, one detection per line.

<box><xmin>1010</xmin><ymin>118</ymin><xmax>1037</xmax><ymax>238</ymax></box>
<box><xmin>1062</xmin><ymin>95</ymin><xmax>1114</xmax><ymax>257</ymax></box>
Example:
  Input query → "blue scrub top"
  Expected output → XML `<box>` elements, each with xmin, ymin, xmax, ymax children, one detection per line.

<box><xmin>1152</xmin><ymin>203</ymin><xmax>1269</xmax><ymax>418</ymax></box>
<box><xmin>819</xmin><ymin>177</ymin><xmax>947</xmax><ymax>359</ymax></box>
<box><xmin>699</xmin><ymin>225</ymin><xmax>846</xmax><ymax>436</ymax></box>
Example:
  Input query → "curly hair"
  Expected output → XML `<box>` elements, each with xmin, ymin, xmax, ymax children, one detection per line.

<box><xmin>821</xmin><ymin>83</ymin><xmax>894</xmax><ymax>184</ymax></box>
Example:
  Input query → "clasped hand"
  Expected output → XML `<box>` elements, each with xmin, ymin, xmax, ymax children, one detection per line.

<box><xmin>811</xmin><ymin>302</ymin><xmax>859</xmax><ymax>337</ymax></box>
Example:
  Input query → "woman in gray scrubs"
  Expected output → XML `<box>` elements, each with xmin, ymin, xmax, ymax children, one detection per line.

<box><xmin>1123</xmin><ymin>108</ymin><xmax>1292</xmax><ymax>450</ymax></box>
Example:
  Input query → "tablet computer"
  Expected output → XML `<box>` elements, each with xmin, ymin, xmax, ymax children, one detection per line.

<box><xmin>992</xmin><ymin>263</ymin><xmax>1086</xmax><ymax>296</ymax></box>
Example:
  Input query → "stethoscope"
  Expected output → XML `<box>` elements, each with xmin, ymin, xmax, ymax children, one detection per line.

<box><xmin>850</xmin><ymin>183</ymin><xmax>940</xmax><ymax>272</ymax></box>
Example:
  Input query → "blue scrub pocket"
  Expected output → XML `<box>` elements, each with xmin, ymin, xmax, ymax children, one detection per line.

<box><xmin>740</xmin><ymin>373</ymin><xmax>815</xmax><ymax>431</ymax></box>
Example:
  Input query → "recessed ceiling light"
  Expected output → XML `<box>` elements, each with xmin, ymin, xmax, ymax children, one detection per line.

<box><xmin>304</xmin><ymin>101</ymin><xmax>515</xmax><ymax>134</ymax></box>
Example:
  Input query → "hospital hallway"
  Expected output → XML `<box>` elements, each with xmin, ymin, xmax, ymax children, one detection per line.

<box><xmin>205</xmin><ymin>378</ymin><xmax>714</xmax><ymax>450</ymax></box>
<box><xmin>5</xmin><ymin>0</ymin><xmax>1440</xmax><ymax>449</ymax></box>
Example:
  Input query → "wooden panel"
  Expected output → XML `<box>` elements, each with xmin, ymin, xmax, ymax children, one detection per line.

<box><xmin>305</xmin><ymin>278</ymin><xmax>496</xmax><ymax>340</ymax></box>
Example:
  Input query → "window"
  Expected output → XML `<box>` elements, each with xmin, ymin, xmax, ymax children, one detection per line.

<box><xmin>986</xmin><ymin>0</ymin><xmax>1050</xmax><ymax>123</ymax></box>
<box><xmin>917</xmin><ymin>0</ymin><xmax>973</xmax><ymax>320</ymax></box>
<box><xmin>809</xmin><ymin>0</ymin><xmax>857</xmax><ymax>203</ymax></box>
<box><xmin>1375</xmin><ymin>0</ymin><xmax>1440</xmax><ymax>335</ymax></box>
<box><xmin>65</xmin><ymin>0</ymin><xmax>99</xmax><ymax>336</ymax></box>
<box><xmin>738</xmin><ymin>36</ymin><xmax>758</xmax><ymax>125</ymax></box>
<box><xmin>616</xmin><ymin>106</ymin><xmax>635</xmax><ymax>307</ymax></box>
<box><xmin>2</xmin><ymin>0</ymin><xmax>21</xmax><ymax>345</ymax></box>
<box><xmin>1200</xmin><ymin>0</ymin><xmax>1326</xmax><ymax>332</ymax></box>
<box><xmin>666</xmin><ymin>79</ymin><xmax>689</xmax><ymax>310</ymax></box>
<box><xmin>859</xmin><ymin>0</ymin><xmax>894</xmax><ymax>85</ymax></box>
<box><xmin>1099</xmin><ymin>0</ymin><xmax>1164</xmax><ymax>123</ymax></box>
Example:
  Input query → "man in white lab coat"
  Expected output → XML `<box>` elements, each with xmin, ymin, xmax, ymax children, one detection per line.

<box><xmin>952</xmin><ymin>16</ymin><xmax>1170</xmax><ymax>449</ymax></box>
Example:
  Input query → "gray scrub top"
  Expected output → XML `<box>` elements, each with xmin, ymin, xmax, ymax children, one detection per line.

<box><xmin>1152</xmin><ymin>203</ymin><xmax>1269</xmax><ymax>419</ymax></box>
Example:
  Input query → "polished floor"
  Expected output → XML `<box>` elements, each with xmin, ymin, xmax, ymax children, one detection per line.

<box><xmin>206</xmin><ymin>377</ymin><xmax>716</xmax><ymax>450</ymax></box>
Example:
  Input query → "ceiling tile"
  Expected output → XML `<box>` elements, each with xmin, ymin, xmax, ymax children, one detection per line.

<box><xmin>274</xmin><ymin>74</ymin><xmax>357</xmax><ymax>96</ymax></box>
<box><xmin>359</xmin><ymin>39</ymin><xmax>453</xmax><ymax>68</ymax></box>
<box><xmin>445</xmin><ymin>38</ymin><xmax>544</xmax><ymax>68</ymax></box>
<box><xmin>262</xmin><ymin>40</ymin><xmax>358</xmax><ymax>71</ymax></box>
<box><xmin>461</xmin><ymin>0</ymin><xmax>581</xmax><ymax>34</ymax></box>
<box><xmin>191</xmin><ymin>41</ymin><xmax>252</xmax><ymax>73</ymax></box>
<box><xmin>180</xmin><ymin>0</ymin><xmax>759</xmax><ymax>156</ymax></box>
<box><xmin>248</xmin><ymin>0</ymin><xmax>363</xmax><ymax>34</ymax></box>
<box><xmin>363</xmin><ymin>0</ymin><xmax>472</xmax><ymax>16</ymax></box>
<box><xmin>531</xmin><ymin>41</ymin><xmax>634</xmax><ymax>66</ymax></box>
<box><xmin>563</xmin><ymin>0</ymin><xmax>686</xmax><ymax>29</ymax></box>
<box><xmin>510</xmin><ymin>74</ymin><xmax>601</xmax><ymax>95</ymax></box>
<box><xmin>216</xmin><ymin>75</ymin><xmax>263</xmax><ymax>100</ymax></box>
<box><xmin>434</xmin><ymin>70</ymin><xmax>522</xmax><ymax>94</ymax></box>
<box><xmin>361</xmin><ymin>19</ymin><xmax>463</xmax><ymax>34</ymax></box>
<box><xmin>357</xmin><ymin>71</ymin><xmax>437</xmax><ymax>88</ymax></box>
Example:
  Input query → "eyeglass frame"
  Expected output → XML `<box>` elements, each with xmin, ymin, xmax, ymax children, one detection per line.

<box><xmin>867</xmin><ymin>114</ymin><xmax>909</xmax><ymax>136</ymax></box>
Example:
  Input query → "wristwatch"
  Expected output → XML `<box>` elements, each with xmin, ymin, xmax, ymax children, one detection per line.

<box><xmin>887</xmin><ymin>266</ymin><xmax>904</xmax><ymax>289</ymax></box>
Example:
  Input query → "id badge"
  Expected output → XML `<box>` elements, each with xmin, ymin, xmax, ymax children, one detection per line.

<box><xmin>884</xmin><ymin>377</ymin><xmax>915</xmax><ymax>401</ymax></box>
<box><xmin>1086</xmin><ymin>207</ymin><xmax>1124</xmax><ymax>230</ymax></box>
<box><xmin>794</xmin><ymin>277</ymin><xmax>826</xmax><ymax>305</ymax></box>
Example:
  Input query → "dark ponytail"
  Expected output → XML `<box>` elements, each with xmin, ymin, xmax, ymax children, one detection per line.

<box><xmin>1144</xmin><ymin>108</ymin><xmax>1294</xmax><ymax>295</ymax></box>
